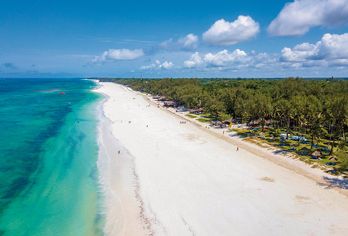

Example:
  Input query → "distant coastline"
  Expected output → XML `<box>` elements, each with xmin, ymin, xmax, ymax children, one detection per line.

<box><xmin>92</xmin><ymin>76</ymin><xmax>348</xmax><ymax>81</ymax></box>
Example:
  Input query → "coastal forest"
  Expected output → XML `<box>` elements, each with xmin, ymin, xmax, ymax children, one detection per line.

<box><xmin>102</xmin><ymin>78</ymin><xmax>348</xmax><ymax>174</ymax></box>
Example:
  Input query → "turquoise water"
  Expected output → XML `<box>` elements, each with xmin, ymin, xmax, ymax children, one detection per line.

<box><xmin>0</xmin><ymin>78</ymin><xmax>103</xmax><ymax>236</ymax></box>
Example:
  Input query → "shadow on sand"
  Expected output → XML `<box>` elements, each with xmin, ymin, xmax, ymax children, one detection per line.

<box><xmin>321</xmin><ymin>176</ymin><xmax>348</xmax><ymax>190</ymax></box>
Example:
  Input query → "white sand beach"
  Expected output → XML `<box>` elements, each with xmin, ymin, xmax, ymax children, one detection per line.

<box><xmin>96</xmin><ymin>82</ymin><xmax>348</xmax><ymax>236</ymax></box>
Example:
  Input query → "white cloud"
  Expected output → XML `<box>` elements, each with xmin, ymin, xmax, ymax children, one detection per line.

<box><xmin>178</xmin><ymin>33</ymin><xmax>199</xmax><ymax>50</ymax></box>
<box><xmin>280</xmin><ymin>33</ymin><xmax>348</xmax><ymax>67</ymax></box>
<box><xmin>184</xmin><ymin>52</ymin><xmax>203</xmax><ymax>68</ymax></box>
<box><xmin>160</xmin><ymin>60</ymin><xmax>174</xmax><ymax>69</ymax></box>
<box><xmin>141</xmin><ymin>60</ymin><xmax>174</xmax><ymax>70</ymax></box>
<box><xmin>182</xmin><ymin>34</ymin><xmax>348</xmax><ymax>72</ymax></box>
<box><xmin>268</xmin><ymin>0</ymin><xmax>348</xmax><ymax>36</ymax></box>
<box><xmin>203</xmin><ymin>16</ymin><xmax>260</xmax><ymax>45</ymax></box>
<box><xmin>281</xmin><ymin>43</ymin><xmax>319</xmax><ymax>62</ymax></box>
<box><xmin>184</xmin><ymin>49</ymin><xmax>249</xmax><ymax>68</ymax></box>
<box><xmin>319</xmin><ymin>33</ymin><xmax>348</xmax><ymax>59</ymax></box>
<box><xmin>204</xmin><ymin>49</ymin><xmax>248</xmax><ymax>66</ymax></box>
<box><xmin>93</xmin><ymin>49</ymin><xmax>144</xmax><ymax>62</ymax></box>
<box><xmin>160</xmin><ymin>33</ymin><xmax>199</xmax><ymax>50</ymax></box>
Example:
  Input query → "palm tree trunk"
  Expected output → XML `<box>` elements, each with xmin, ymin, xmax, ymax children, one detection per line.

<box><xmin>329</xmin><ymin>123</ymin><xmax>334</xmax><ymax>155</ymax></box>
<box><xmin>329</xmin><ymin>140</ymin><xmax>335</xmax><ymax>155</ymax></box>
<box><xmin>286</xmin><ymin>118</ymin><xmax>290</xmax><ymax>139</ymax></box>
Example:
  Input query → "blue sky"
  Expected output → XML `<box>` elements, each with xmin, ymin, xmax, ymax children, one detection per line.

<box><xmin>1</xmin><ymin>0</ymin><xmax>348</xmax><ymax>78</ymax></box>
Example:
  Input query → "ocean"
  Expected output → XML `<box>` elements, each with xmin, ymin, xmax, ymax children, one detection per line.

<box><xmin>0</xmin><ymin>78</ymin><xmax>103</xmax><ymax>236</ymax></box>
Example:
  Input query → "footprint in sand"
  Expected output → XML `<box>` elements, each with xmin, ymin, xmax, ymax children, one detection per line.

<box><xmin>182</xmin><ymin>133</ymin><xmax>206</xmax><ymax>144</ymax></box>
<box><xmin>295</xmin><ymin>195</ymin><xmax>311</xmax><ymax>203</ymax></box>
<box><xmin>260</xmin><ymin>176</ymin><xmax>275</xmax><ymax>182</ymax></box>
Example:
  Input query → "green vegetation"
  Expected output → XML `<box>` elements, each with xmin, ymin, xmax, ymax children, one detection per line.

<box><xmin>102</xmin><ymin>78</ymin><xmax>348</xmax><ymax>175</ymax></box>
<box><xmin>186</xmin><ymin>114</ymin><xmax>197</xmax><ymax>118</ymax></box>
<box><xmin>196</xmin><ymin>117</ymin><xmax>211</xmax><ymax>123</ymax></box>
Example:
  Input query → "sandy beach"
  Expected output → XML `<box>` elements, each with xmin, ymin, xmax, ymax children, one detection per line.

<box><xmin>96</xmin><ymin>82</ymin><xmax>348</xmax><ymax>236</ymax></box>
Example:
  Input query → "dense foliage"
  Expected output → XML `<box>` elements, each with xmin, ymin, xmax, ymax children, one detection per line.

<box><xmin>102</xmin><ymin>78</ymin><xmax>348</xmax><ymax>168</ymax></box>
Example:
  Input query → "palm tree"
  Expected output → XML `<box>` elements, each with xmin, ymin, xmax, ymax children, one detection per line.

<box><xmin>324</xmin><ymin>96</ymin><xmax>347</xmax><ymax>155</ymax></box>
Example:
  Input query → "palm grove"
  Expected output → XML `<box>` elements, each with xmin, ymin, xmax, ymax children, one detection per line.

<box><xmin>104</xmin><ymin>78</ymin><xmax>348</xmax><ymax>173</ymax></box>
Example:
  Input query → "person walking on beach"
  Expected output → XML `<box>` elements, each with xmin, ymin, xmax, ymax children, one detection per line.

<box><xmin>236</xmin><ymin>146</ymin><xmax>239</xmax><ymax>151</ymax></box>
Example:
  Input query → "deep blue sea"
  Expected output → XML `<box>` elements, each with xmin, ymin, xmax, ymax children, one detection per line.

<box><xmin>0</xmin><ymin>78</ymin><xmax>102</xmax><ymax>236</ymax></box>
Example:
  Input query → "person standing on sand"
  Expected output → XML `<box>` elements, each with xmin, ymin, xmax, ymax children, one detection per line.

<box><xmin>236</xmin><ymin>146</ymin><xmax>239</xmax><ymax>151</ymax></box>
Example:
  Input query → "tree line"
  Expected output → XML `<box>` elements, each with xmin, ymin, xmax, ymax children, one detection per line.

<box><xmin>103</xmin><ymin>78</ymin><xmax>348</xmax><ymax>157</ymax></box>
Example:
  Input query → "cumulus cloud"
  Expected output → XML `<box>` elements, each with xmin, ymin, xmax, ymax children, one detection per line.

<box><xmin>93</xmin><ymin>49</ymin><xmax>144</xmax><ymax>62</ymax></box>
<box><xmin>160</xmin><ymin>33</ymin><xmax>199</xmax><ymax>50</ymax></box>
<box><xmin>203</xmin><ymin>16</ymin><xmax>260</xmax><ymax>45</ymax></box>
<box><xmin>268</xmin><ymin>0</ymin><xmax>348</xmax><ymax>36</ymax></box>
<box><xmin>280</xmin><ymin>33</ymin><xmax>348</xmax><ymax>67</ymax></box>
<box><xmin>184</xmin><ymin>49</ymin><xmax>250</xmax><ymax>68</ymax></box>
<box><xmin>281</xmin><ymin>43</ymin><xmax>320</xmax><ymax>62</ymax></box>
<box><xmin>319</xmin><ymin>33</ymin><xmax>348</xmax><ymax>59</ymax></box>
<box><xmin>204</xmin><ymin>49</ymin><xmax>248</xmax><ymax>66</ymax></box>
<box><xmin>141</xmin><ymin>60</ymin><xmax>174</xmax><ymax>70</ymax></box>
<box><xmin>178</xmin><ymin>33</ymin><xmax>199</xmax><ymax>50</ymax></box>
<box><xmin>160</xmin><ymin>61</ymin><xmax>174</xmax><ymax>69</ymax></box>
<box><xmin>182</xmin><ymin>33</ymin><xmax>348</xmax><ymax>72</ymax></box>
<box><xmin>184</xmin><ymin>52</ymin><xmax>203</xmax><ymax>68</ymax></box>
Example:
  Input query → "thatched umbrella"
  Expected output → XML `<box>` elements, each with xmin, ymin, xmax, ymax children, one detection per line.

<box><xmin>311</xmin><ymin>150</ymin><xmax>322</xmax><ymax>159</ymax></box>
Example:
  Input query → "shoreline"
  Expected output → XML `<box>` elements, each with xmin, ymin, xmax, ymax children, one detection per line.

<box><xmin>95</xmin><ymin>86</ymin><xmax>151</xmax><ymax>236</ymax></box>
<box><xmin>96</xmin><ymin>82</ymin><xmax>348</xmax><ymax>235</ymax></box>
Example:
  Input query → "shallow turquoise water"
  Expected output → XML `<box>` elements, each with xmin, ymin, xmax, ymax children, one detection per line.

<box><xmin>0</xmin><ymin>78</ymin><xmax>102</xmax><ymax>235</ymax></box>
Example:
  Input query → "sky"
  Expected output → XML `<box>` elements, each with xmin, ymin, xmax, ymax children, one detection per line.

<box><xmin>1</xmin><ymin>0</ymin><xmax>348</xmax><ymax>78</ymax></box>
